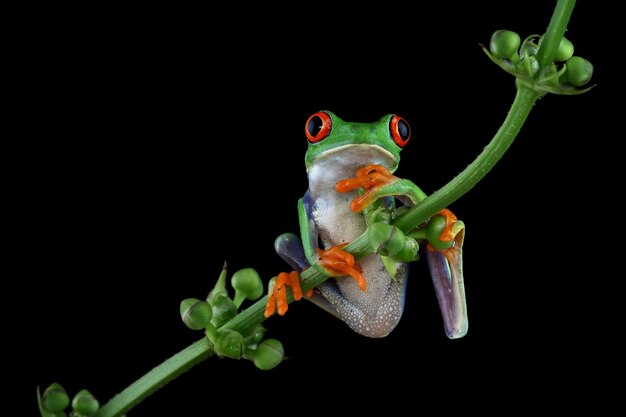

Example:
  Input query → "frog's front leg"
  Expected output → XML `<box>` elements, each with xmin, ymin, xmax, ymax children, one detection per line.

<box><xmin>336</xmin><ymin>164</ymin><xmax>427</xmax><ymax>212</ymax></box>
<box><xmin>335</xmin><ymin>163</ymin><xmax>426</xmax><ymax>267</ymax></box>
<box><xmin>337</xmin><ymin>164</ymin><xmax>468</xmax><ymax>339</ymax></box>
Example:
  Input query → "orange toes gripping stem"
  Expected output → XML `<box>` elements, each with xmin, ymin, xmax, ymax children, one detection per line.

<box><xmin>316</xmin><ymin>243</ymin><xmax>367</xmax><ymax>291</ymax></box>
<box><xmin>264</xmin><ymin>271</ymin><xmax>312</xmax><ymax>318</ymax></box>
<box><xmin>437</xmin><ymin>208</ymin><xmax>458</xmax><ymax>243</ymax></box>
<box><xmin>335</xmin><ymin>164</ymin><xmax>396</xmax><ymax>212</ymax></box>
<box><xmin>335</xmin><ymin>164</ymin><xmax>394</xmax><ymax>192</ymax></box>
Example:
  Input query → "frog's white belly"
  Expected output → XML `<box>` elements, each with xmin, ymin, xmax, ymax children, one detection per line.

<box><xmin>312</xmin><ymin>189</ymin><xmax>361</xmax><ymax>246</ymax></box>
<box><xmin>307</xmin><ymin>145</ymin><xmax>407</xmax><ymax>338</ymax></box>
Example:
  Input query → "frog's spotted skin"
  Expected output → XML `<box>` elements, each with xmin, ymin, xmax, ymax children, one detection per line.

<box><xmin>307</xmin><ymin>145</ymin><xmax>407</xmax><ymax>337</ymax></box>
<box><xmin>317</xmin><ymin>262</ymin><xmax>408</xmax><ymax>338</ymax></box>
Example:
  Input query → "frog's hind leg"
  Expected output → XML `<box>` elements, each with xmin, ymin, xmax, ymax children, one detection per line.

<box><xmin>274</xmin><ymin>232</ymin><xmax>340</xmax><ymax>318</ymax></box>
<box><xmin>425</xmin><ymin>215</ymin><xmax>468</xmax><ymax>340</ymax></box>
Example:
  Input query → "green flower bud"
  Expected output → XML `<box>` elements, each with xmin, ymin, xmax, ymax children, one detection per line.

<box><xmin>253</xmin><ymin>338</ymin><xmax>284</xmax><ymax>370</ymax></box>
<box><xmin>378</xmin><ymin>226</ymin><xmax>419</xmax><ymax>262</ymax></box>
<box><xmin>563</xmin><ymin>56</ymin><xmax>593</xmax><ymax>86</ymax></box>
<box><xmin>207</xmin><ymin>262</ymin><xmax>229</xmax><ymax>305</ymax></box>
<box><xmin>215</xmin><ymin>329</ymin><xmax>244</xmax><ymax>359</ymax></box>
<box><xmin>71</xmin><ymin>389</ymin><xmax>99</xmax><ymax>416</ymax></box>
<box><xmin>210</xmin><ymin>294</ymin><xmax>237</xmax><ymax>328</ymax></box>
<box><xmin>538</xmin><ymin>35</ymin><xmax>574</xmax><ymax>62</ymax></box>
<box><xmin>180</xmin><ymin>298</ymin><xmax>213</xmax><ymax>330</ymax></box>
<box><xmin>490</xmin><ymin>30</ymin><xmax>521</xmax><ymax>60</ymax></box>
<box><xmin>382</xmin><ymin>227</ymin><xmax>406</xmax><ymax>256</ymax></box>
<box><xmin>246</xmin><ymin>325</ymin><xmax>266</xmax><ymax>346</ymax></box>
<box><xmin>426</xmin><ymin>215</ymin><xmax>454</xmax><ymax>251</ymax></box>
<box><xmin>231</xmin><ymin>268</ymin><xmax>263</xmax><ymax>307</ymax></box>
<box><xmin>42</xmin><ymin>383</ymin><xmax>70</xmax><ymax>413</ymax></box>
<box><xmin>393</xmin><ymin>237</ymin><xmax>420</xmax><ymax>262</ymax></box>
<box><xmin>555</xmin><ymin>36</ymin><xmax>574</xmax><ymax>62</ymax></box>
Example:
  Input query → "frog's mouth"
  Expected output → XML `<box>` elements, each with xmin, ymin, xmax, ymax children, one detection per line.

<box><xmin>307</xmin><ymin>144</ymin><xmax>398</xmax><ymax>184</ymax></box>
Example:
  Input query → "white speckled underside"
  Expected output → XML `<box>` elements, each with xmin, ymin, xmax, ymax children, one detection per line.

<box><xmin>307</xmin><ymin>145</ymin><xmax>407</xmax><ymax>338</ymax></box>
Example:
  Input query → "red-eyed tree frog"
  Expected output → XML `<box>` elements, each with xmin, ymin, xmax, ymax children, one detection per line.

<box><xmin>264</xmin><ymin>111</ymin><xmax>468</xmax><ymax>339</ymax></box>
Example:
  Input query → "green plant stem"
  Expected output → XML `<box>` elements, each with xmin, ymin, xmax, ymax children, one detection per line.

<box><xmin>89</xmin><ymin>2</ymin><xmax>578</xmax><ymax>415</ymax></box>
<box><xmin>392</xmin><ymin>0</ymin><xmax>578</xmax><ymax>233</ymax></box>
<box><xmin>92</xmin><ymin>83</ymin><xmax>542</xmax><ymax>417</ymax></box>
<box><xmin>223</xmin><ymin>231</ymin><xmax>374</xmax><ymax>335</ymax></box>
<box><xmin>92</xmin><ymin>232</ymin><xmax>376</xmax><ymax>417</ymax></box>
<box><xmin>536</xmin><ymin>0</ymin><xmax>576</xmax><ymax>67</ymax></box>
<box><xmin>92</xmin><ymin>339</ymin><xmax>214</xmax><ymax>417</ymax></box>
<box><xmin>392</xmin><ymin>85</ymin><xmax>541</xmax><ymax>232</ymax></box>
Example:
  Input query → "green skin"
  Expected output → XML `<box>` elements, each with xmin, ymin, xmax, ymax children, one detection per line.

<box><xmin>276</xmin><ymin>111</ymin><xmax>467</xmax><ymax>338</ymax></box>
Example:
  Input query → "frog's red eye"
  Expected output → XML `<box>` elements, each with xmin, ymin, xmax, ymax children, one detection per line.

<box><xmin>305</xmin><ymin>111</ymin><xmax>332</xmax><ymax>143</ymax></box>
<box><xmin>390</xmin><ymin>115</ymin><xmax>410</xmax><ymax>147</ymax></box>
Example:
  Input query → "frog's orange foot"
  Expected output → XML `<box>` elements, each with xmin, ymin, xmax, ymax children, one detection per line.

<box><xmin>264</xmin><ymin>271</ymin><xmax>314</xmax><ymax>317</ymax></box>
<box><xmin>437</xmin><ymin>208</ymin><xmax>458</xmax><ymax>243</ymax></box>
<box><xmin>335</xmin><ymin>164</ymin><xmax>397</xmax><ymax>212</ymax></box>
<box><xmin>317</xmin><ymin>243</ymin><xmax>366</xmax><ymax>291</ymax></box>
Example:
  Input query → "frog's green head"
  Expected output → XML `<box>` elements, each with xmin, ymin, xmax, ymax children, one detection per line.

<box><xmin>304</xmin><ymin>110</ymin><xmax>410</xmax><ymax>173</ymax></box>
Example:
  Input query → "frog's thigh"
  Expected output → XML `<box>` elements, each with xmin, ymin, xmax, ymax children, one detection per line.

<box><xmin>318</xmin><ymin>254</ymin><xmax>408</xmax><ymax>338</ymax></box>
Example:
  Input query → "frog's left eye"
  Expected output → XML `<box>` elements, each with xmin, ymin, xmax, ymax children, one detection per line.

<box><xmin>306</xmin><ymin>111</ymin><xmax>332</xmax><ymax>143</ymax></box>
<box><xmin>390</xmin><ymin>115</ymin><xmax>410</xmax><ymax>147</ymax></box>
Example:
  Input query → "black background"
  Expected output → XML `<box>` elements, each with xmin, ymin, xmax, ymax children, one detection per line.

<box><xmin>18</xmin><ymin>2</ymin><xmax>619</xmax><ymax>415</ymax></box>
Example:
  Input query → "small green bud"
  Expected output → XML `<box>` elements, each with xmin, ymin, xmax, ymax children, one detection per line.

<box><xmin>207</xmin><ymin>262</ymin><xmax>229</xmax><ymax>304</ymax></box>
<box><xmin>382</xmin><ymin>227</ymin><xmax>406</xmax><ymax>256</ymax></box>
<box><xmin>215</xmin><ymin>329</ymin><xmax>244</xmax><ymax>359</ymax></box>
<box><xmin>555</xmin><ymin>36</ymin><xmax>574</xmax><ymax>62</ymax></box>
<box><xmin>563</xmin><ymin>56</ymin><xmax>593</xmax><ymax>86</ymax></box>
<box><xmin>210</xmin><ymin>294</ymin><xmax>237</xmax><ymax>328</ymax></box>
<box><xmin>426</xmin><ymin>215</ymin><xmax>454</xmax><ymax>251</ymax></box>
<box><xmin>538</xmin><ymin>35</ymin><xmax>574</xmax><ymax>62</ymax></box>
<box><xmin>378</xmin><ymin>226</ymin><xmax>419</xmax><ymax>262</ymax></box>
<box><xmin>42</xmin><ymin>383</ymin><xmax>70</xmax><ymax>413</ymax></box>
<box><xmin>231</xmin><ymin>268</ymin><xmax>263</xmax><ymax>306</ymax></box>
<box><xmin>246</xmin><ymin>325</ymin><xmax>266</xmax><ymax>346</ymax></box>
<box><xmin>180</xmin><ymin>298</ymin><xmax>213</xmax><ymax>330</ymax></box>
<box><xmin>490</xmin><ymin>30</ymin><xmax>521</xmax><ymax>59</ymax></box>
<box><xmin>394</xmin><ymin>238</ymin><xmax>420</xmax><ymax>262</ymax></box>
<box><xmin>253</xmin><ymin>338</ymin><xmax>284</xmax><ymax>370</ymax></box>
<box><xmin>71</xmin><ymin>389</ymin><xmax>99</xmax><ymax>416</ymax></box>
